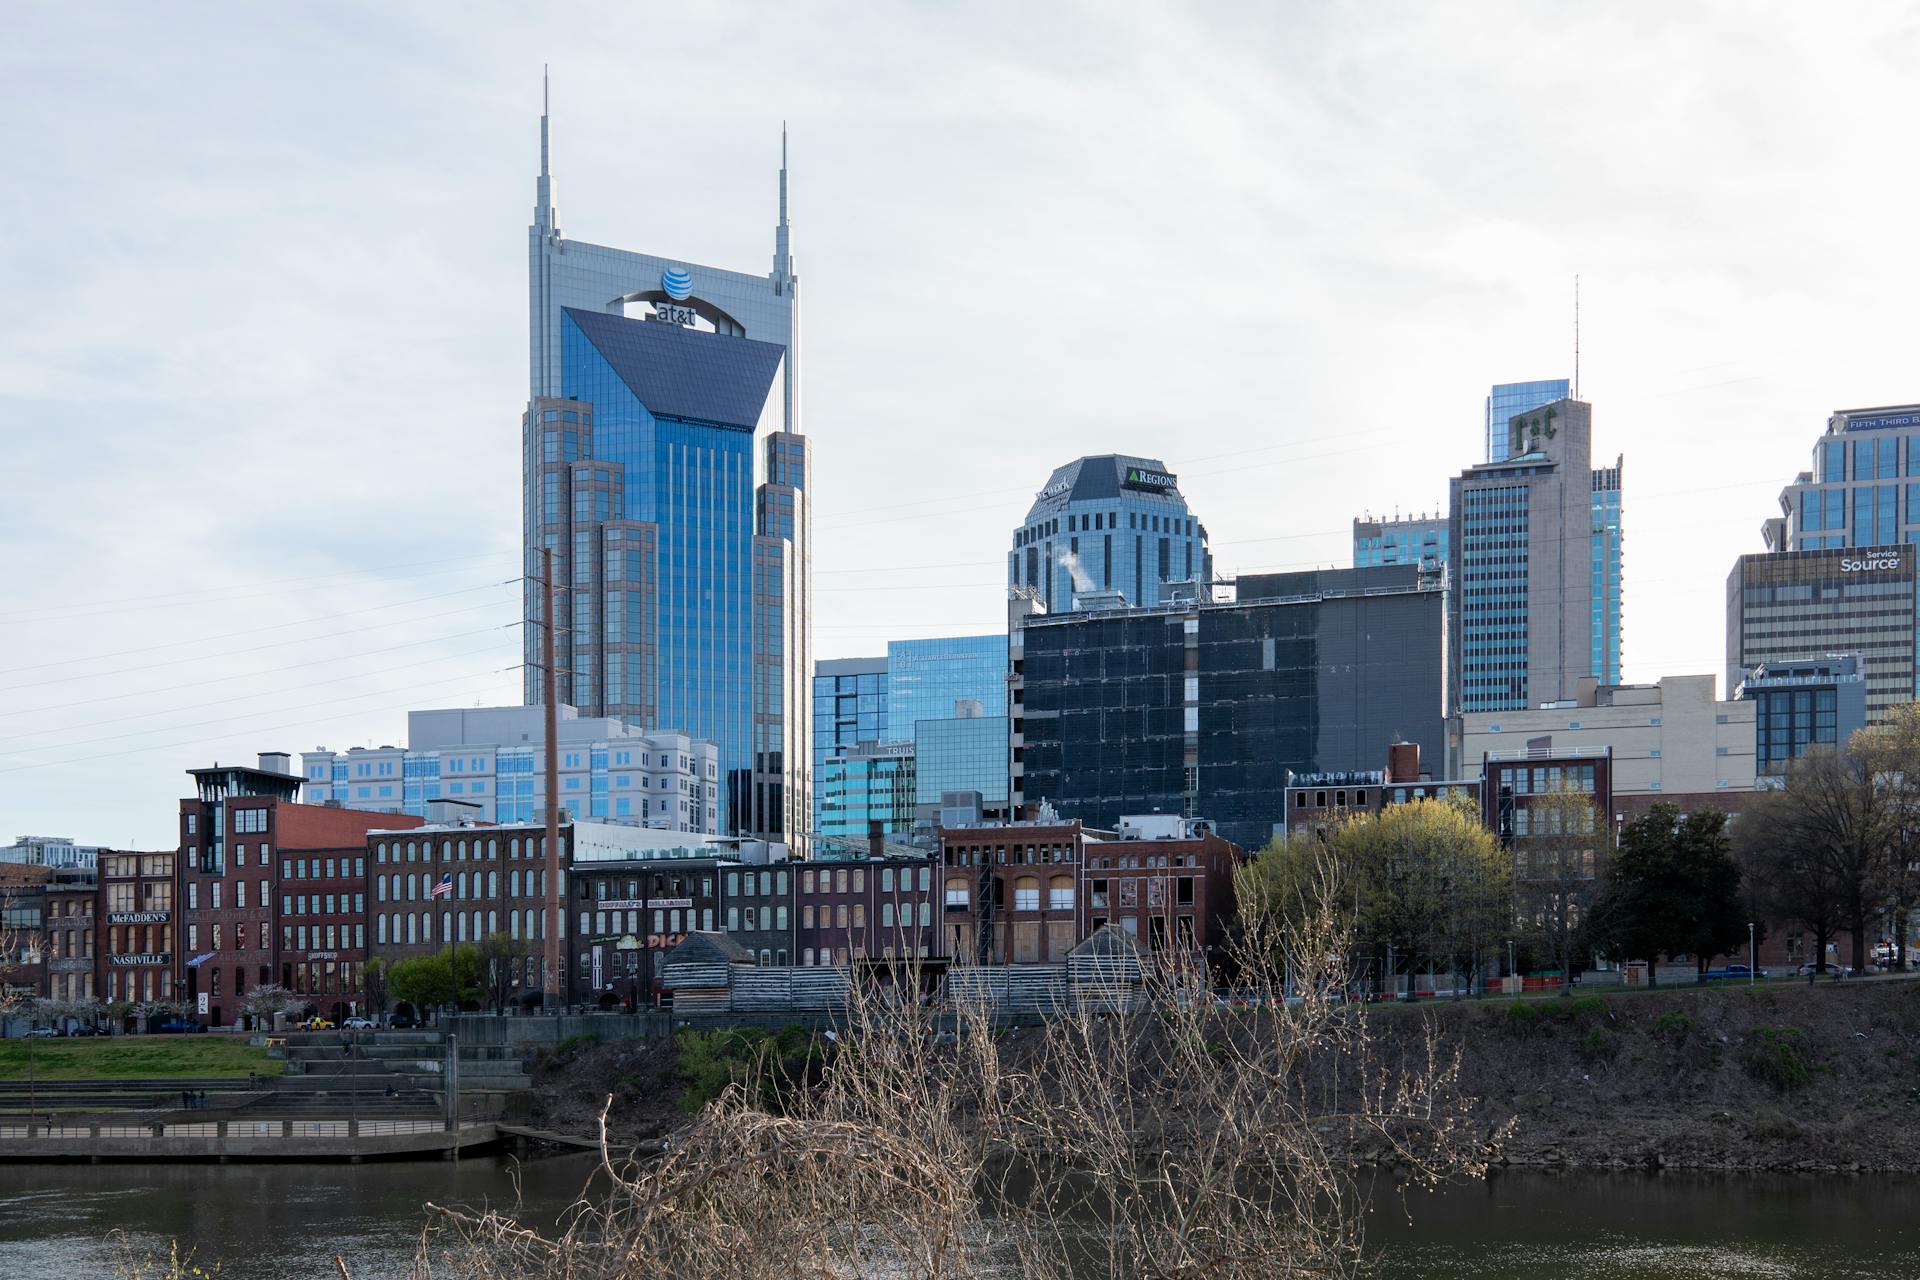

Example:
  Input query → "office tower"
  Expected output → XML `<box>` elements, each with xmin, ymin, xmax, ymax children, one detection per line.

<box><xmin>1353</xmin><ymin>512</ymin><xmax>1448</xmax><ymax>570</ymax></box>
<box><xmin>1449</xmin><ymin>398</ymin><xmax>1616</xmax><ymax>713</ymax></box>
<box><xmin>1727</xmin><ymin>404</ymin><xmax>1920</xmax><ymax>723</ymax></box>
<box><xmin>1728</xmin><ymin>547</ymin><xmax>1916</xmax><ymax>721</ymax></box>
<box><xmin>1591</xmin><ymin>457</ymin><xmax>1624</xmax><ymax>685</ymax></box>
<box><xmin>1018</xmin><ymin>565</ymin><xmax>1446</xmax><ymax>850</ymax></box>
<box><xmin>1009</xmin><ymin>456</ymin><xmax>1212</xmax><ymax>613</ymax></box>
<box><xmin>1735</xmin><ymin>655</ymin><xmax>1869</xmax><ymax>782</ymax></box>
<box><xmin>523</xmin><ymin>82</ymin><xmax>807</xmax><ymax>840</ymax></box>
<box><xmin>887</xmin><ymin>635</ymin><xmax>1009</xmax><ymax>813</ymax></box>
<box><xmin>1757</xmin><ymin>405</ymin><xmax>1920</xmax><ymax>552</ymax></box>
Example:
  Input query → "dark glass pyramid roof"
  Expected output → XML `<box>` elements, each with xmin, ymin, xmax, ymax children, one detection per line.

<box><xmin>563</xmin><ymin>306</ymin><xmax>784</xmax><ymax>431</ymax></box>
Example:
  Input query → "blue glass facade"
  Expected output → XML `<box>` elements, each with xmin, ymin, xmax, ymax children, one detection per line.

<box><xmin>1457</xmin><ymin>484</ymin><xmax>1531</xmax><ymax>710</ymax></box>
<box><xmin>1486</xmin><ymin>379</ymin><xmax>1570</xmax><ymax>463</ymax></box>
<box><xmin>885</xmin><ymin>635</ymin><xmax>1007</xmax><ymax>737</ymax></box>
<box><xmin>913</xmin><ymin>716</ymin><xmax>1011</xmax><ymax>807</ymax></box>
<box><xmin>811</xmin><ymin>657</ymin><xmax>891</xmax><ymax>834</ymax></box>
<box><xmin>1592</xmin><ymin>460</ymin><xmax>1624</xmax><ymax>684</ymax></box>
<box><xmin>815</xmin><ymin>747</ymin><xmax>916</xmax><ymax>839</ymax></box>
<box><xmin>539</xmin><ymin>309</ymin><xmax>786</xmax><ymax>834</ymax></box>
<box><xmin>1008</xmin><ymin>456</ymin><xmax>1211</xmax><ymax>611</ymax></box>
<box><xmin>1769</xmin><ymin>406</ymin><xmax>1920</xmax><ymax>554</ymax></box>
<box><xmin>1353</xmin><ymin>515</ymin><xmax>1448</xmax><ymax>569</ymax></box>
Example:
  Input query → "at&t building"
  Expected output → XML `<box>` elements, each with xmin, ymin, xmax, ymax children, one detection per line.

<box><xmin>522</xmin><ymin>81</ymin><xmax>809</xmax><ymax>843</ymax></box>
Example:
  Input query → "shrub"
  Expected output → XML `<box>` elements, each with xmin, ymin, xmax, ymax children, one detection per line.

<box><xmin>1654</xmin><ymin>1010</ymin><xmax>1695</xmax><ymax>1036</ymax></box>
<box><xmin>674</xmin><ymin>1026</ymin><xmax>824</xmax><ymax>1114</ymax></box>
<box><xmin>1741</xmin><ymin>1027</ymin><xmax>1812</xmax><ymax>1092</ymax></box>
<box><xmin>1504</xmin><ymin>1002</ymin><xmax>1541</xmax><ymax>1031</ymax></box>
<box><xmin>1544</xmin><ymin>995</ymin><xmax>1606</xmax><ymax>1022</ymax></box>
<box><xmin>1578</xmin><ymin>1026</ymin><xmax>1620</xmax><ymax>1063</ymax></box>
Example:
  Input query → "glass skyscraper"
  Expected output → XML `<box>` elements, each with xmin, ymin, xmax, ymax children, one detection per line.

<box><xmin>812</xmin><ymin>657</ymin><xmax>894</xmax><ymax>838</ymax></box>
<box><xmin>1486</xmin><ymin>379</ymin><xmax>1571</xmax><ymax>464</ymax></box>
<box><xmin>1353</xmin><ymin>513</ymin><xmax>1448</xmax><ymax>570</ymax></box>
<box><xmin>1009</xmin><ymin>456</ymin><xmax>1212</xmax><ymax>612</ymax></box>
<box><xmin>1759</xmin><ymin>404</ymin><xmax>1920</xmax><ymax>553</ymax></box>
<box><xmin>887</xmin><ymin>635</ymin><xmax>1009</xmax><ymax>809</ymax></box>
<box><xmin>1450</xmin><ymin>398</ymin><xmax>1615</xmax><ymax>713</ymax></box>
<box><xmin>524</xmin><ymin>84</ymin><xmax>809</xmax><ymax>841</ymax></box>
<box><xmin>1478</xmin><ymin>379</ymin><xmax>1624</xmax><ymax>690</ymax></box>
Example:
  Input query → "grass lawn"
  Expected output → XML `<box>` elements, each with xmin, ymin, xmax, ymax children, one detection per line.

<box><xmin>0</xmin><ymin>1036</ymin><xmax>284</xmax><ymax>1081</ymax></box>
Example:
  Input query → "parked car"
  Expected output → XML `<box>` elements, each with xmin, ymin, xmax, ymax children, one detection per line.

<box><xmin>1707</xmin><ymin>964</ymin><xmax>1768</xmax><ymax>980</ymax></box>
<box><xmin>301</xmin><ymin>1016</ymin><xmax>335</xmax><ymax>1031</ymax></box>
<box><xmin>387</xmin><ymin>1013</ymin><xmax>418</xmax><ymax>1030</ymax></box>
<box><xmin>1795</xmin><ymin>962</ymin><xmax>1856</xmax><ymax>977</ymax></box>
<box><xmin>155</xmin><ymin>1018</ymin><xmax>201</xmax><ymax>1034</ymax></box>
<box><xmin>25</xmin><ymin>1027</ymin><xmax>57</xmax><ymax>1038</ymax></box>
<box><xmin>342</xmin><ymin>1017</ymin><xmax>375</xmax><ymax>1030</ymax></box>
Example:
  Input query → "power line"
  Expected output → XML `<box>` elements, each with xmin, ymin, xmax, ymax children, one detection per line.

<box><xmin>0</xmin><ymin>599</ymin><xmax>518</xmax><ymax>694</ymax></box>
<box><xmin>0</xmin><ymin>622</ymin><xmax>521</xmax><ymax>719</ymax></box>
<box><xmin>0</xmin><ymin>664</ymin><xmax>525</xmax><ymax>777</ymax></box>
<box><xmin>0</xmin><ymin>578</ymin><xmax>521</xmax><ymax>677</ymax></box>
<box><xmin>0</xmin><ymin>638</ymin><xmax>521</xmax><ymax>750</ymax></box>
<box><xmin>0</xmin><ymin>551</ymin><xmax>517</xmax><ymax>624</ymax></box>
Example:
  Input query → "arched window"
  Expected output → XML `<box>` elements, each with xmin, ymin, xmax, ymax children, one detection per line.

<box><xmin>487</xmin><ymin>910</ymin><xmax>498</xmax><ymax>936</ymax></box>
<box><xmin>406</xmin><ymin>914</ymin><xmax>418</xmax><ymax>944</ymax></box>
<box><xmin>405</xmin><ymin>841</ymin><xmax>417</xmax><ymax>862</ymax></box>
<box><xmin>487</xmin><ymin>871</ymin><xmax>498</xmax><ymax>897</ymax></box>
<box><xmin>509</xmin><ymin>838</ymin><xmax>520</xmax><ymax>860</ymax></box>
<box><xmin>404</xmin><ymin>875</ymin><xmax>415</xmax><ymax>902</ymax></box>
<box><xmin>376</xmin><ymin>914</ymin><xmax>388</xmax><ymax>944</ymax></box>
<box><xmin>944</xmin><ymin>877</ymin><xmax>970</xmax><ymax>909</ymax></box>
<box><xmin>508</xmin><ymin>911</ymin><xmax>520</xmax><ymax>939</ymax></box>
<box><xmin>510</xmin><ymin>870</ymin><xmax>521</xmax><ymax>898</ymax></box>
<box><xmin>457</xmin><ymin>839</ymin><xmax>468</xmax><ymax>861</ymax></box>
<box><xmin>376</xmin><ymin>842</ymin><xmax>388</xmax><ymax>864</ymax></box>
<box><xmin>457</xmin><ymin>913</ymin><xmax>467</xmax><ymax>942</ymax></box>
<box><xmin>488</xmin><ymin>839</ymin><xmax>498</xmax><ymax>860</ymax></box>
<box><xmin>457</xmin><ymin>872</ymin><xmax>468</xmax><ymax>900</ymax></box>
<box><xmin>376</xmin><ymin>878</ymin><xmax>386</xmax><ymax>903</ymax></box>
<box><xmin>1049</xmin><ymin>875</ymin><xmax>1074</xmax><ymax>911</ymax></box>
<box><xmin>1014</xmin><ymin>877</ymin><xmax>1040</xmax><ymax>911</ymax></box>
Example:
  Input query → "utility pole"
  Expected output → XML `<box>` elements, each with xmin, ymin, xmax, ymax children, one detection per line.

<box><xmin>539</xmin><ymin>548</ymin><xmax>564</xmax><ymax>1014</ymax></box>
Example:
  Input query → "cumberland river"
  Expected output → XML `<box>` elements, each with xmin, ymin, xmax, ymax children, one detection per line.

<box><xmin>0</xmin><ymin>1158</ymin><xmax>1916</xmax><ymax>1278</ymax></box>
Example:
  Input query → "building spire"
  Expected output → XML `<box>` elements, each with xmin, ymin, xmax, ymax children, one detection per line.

<box><xmin>772</xmin><ymin>121</ymin><xmax>792</xmax><ymax>288</ymax></box>
<box><xmin>534</xmin><ymin>65</ymin><xmax>556</xmax><ymax>237</ymax></box>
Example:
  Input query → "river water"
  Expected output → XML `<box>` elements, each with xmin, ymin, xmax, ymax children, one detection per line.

<box><xmin>0</xmin><ymin>1158</ymin><xmax>1914</xmax><ymax>1278</ymax></box>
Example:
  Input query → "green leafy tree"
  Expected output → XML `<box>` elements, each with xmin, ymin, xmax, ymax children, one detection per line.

<box><xmin>389</xmin><ymin>946</ymin><xmax>484</xmax><ymax>1013</ymax></box>
<box><xmin>1240</xmin><ymin>798</ymin><xmax>1508</xmax><ymax>996</ymax></box>
<box><xmin>1592</xmin><ymin>803</ymin><xmax>1747</xmax><ymax>985</ymax></box>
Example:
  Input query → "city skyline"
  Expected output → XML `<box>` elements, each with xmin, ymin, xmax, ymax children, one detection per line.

<box><xmin>6</xmin><ymin>5</ymin><xmax>1920</xmax><ymax>846</ymax></box>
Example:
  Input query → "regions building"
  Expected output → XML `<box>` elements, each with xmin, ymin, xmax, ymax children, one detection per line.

<box><xmin>301</xmin><ymin>704</ymin><xmax>719</xmax><ymax>834</ymax></box>
<box><xmin>1449</xmin><ymin>396</ymin><xmax>1625</xmax><ymax>711</ymax></box>
<box><xmin>1008</xmin><ymin>455</ymin><xmax>1212</xmax><ymax>613</ymax></box>
<box><xmin>1456</xmin><ymin>675</ymin><xmax>1755</xmax><ymax>820</ymax></box>
<box><xmin>1735</xmin><ymin>655</ymin><xmax>1869</xmax><ymax>783</ymax></box>
<box><xmin>1017</xmin><ymin>564</ymin><xmax>1446</xmax><ymax>851</ymax></box>
<box><xmin>524</xmin><ymin>85</ymin><xmax>808</xmax><ymax>842</ymax></box>
<box><xmin>1726</xmin><ymin>545</ymin><xmax>1917</xmax><ymax>722</ymax></box>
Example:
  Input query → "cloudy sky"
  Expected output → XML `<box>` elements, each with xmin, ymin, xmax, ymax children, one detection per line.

<box><xmin>4</xmin><ymin>3</ymin><xmax>1917</xmax><ymax>847</ymax></box>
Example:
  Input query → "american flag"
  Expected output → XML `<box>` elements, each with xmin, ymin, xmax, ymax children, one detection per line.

<box><xmin>430</xmin><ymin>874</ymin><xmax>452</xmax><ymax>899</ymax></box>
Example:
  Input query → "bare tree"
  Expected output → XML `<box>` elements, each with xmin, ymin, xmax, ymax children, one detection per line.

<box><xmin>415</xmin><ymin>895</ymin><xmax>1492</xmax><ymax>1279</ymax></box>
<box><xmin>1850</xmin><ymin>707</ymin><xmax>1920</xmax><ymax>969</ymax></box>
<box><xmin>1737</xmin><ymin>748</ymin><xmax>1890</xmax><ymax>973</ymax></box>
<box><xmin>1509</xmin><ymin>784</ymin><xmax>1607</xmax><ymax>993</ymax></box>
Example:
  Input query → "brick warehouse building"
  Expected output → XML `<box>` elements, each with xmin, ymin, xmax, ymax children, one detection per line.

<box><xmin>43</xmin><ymin>864</ymin><xmax>98</xmax><ymax>1004</ymax></box>
<box><xmin>938</xmin><ymin>815</ymin><xmax>1102</xmax><ymax>965</ymax></box>
<box><xmin>100</xmin><ymin>850</ymin><xmax>173</xmax><ymax>1006</ymax></box>
<box><xmin>1081</xmin><ymin>815</ymin><xmax>1243</xmax><ymax>967</ymax></box>
<box><xmin>180</xmin><ymin>755</ymin><xmax>423</xmax><ymax>1026</ymax></box>
<box><xmin>797</xmin><ymin>852</ymin><xmax>939</xmax><ymax>969</ymax></box>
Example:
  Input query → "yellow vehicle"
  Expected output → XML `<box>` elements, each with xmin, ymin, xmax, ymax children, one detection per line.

<box><xmin>302</xmin><ymin>1016</ymin><xmax>335</xmax><ymax>1031</ymax></box>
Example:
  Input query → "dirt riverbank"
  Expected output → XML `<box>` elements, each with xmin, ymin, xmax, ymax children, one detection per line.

<box><xmin>525</xmin><ymin>978</ymin><xmax>1920</xmax><ymax>1172</ymax></box>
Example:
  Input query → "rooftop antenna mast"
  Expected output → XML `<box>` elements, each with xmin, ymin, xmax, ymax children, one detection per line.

<box><xmin>1573</xmin><ymin>274</ymin><xmax>1581</xmax><ymax>400</ymax></box>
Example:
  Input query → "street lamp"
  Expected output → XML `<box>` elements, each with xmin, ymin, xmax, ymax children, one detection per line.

<box><xmin>1506</xmin><ymin>939</ymin><xmax>1516</xmax><ymax>995</ymax></box>
<box><xmin>1748</xmin><ymin>922</ymin><xmax>1756</xmax><ymax>985</ymax></box>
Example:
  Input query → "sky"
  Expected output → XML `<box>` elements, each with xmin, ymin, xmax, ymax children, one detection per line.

<box><xmin>3</xmin><ymin>2</ymin><xmax>1918</xmax><ymax>848</ymax></box>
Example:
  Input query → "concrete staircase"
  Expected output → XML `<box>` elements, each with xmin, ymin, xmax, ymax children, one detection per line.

<box><xmin>280</xmin><ymin>1030</ymin><xmax>531</xmax><ymax>1093</ymax></box>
